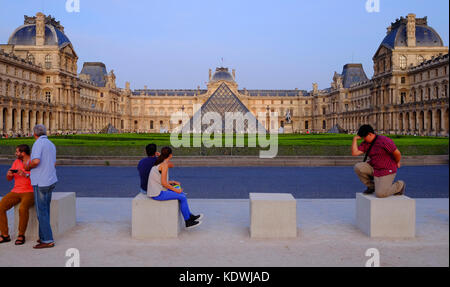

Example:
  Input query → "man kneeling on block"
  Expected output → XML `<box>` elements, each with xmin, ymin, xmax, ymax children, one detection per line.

<box><xmin>351</xmin><ymin>125</ymin><xmax>406</xmax><ymax>198</ymax></box>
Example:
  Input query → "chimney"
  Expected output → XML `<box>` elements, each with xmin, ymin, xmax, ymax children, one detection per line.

<box><xmin>407</xmin><ymin>13</ymin><xmax>416</xmax><ymax>47</ymax></box>
<box><xmin>125</xmin><ymin>82</ymin><xmax>130</xmax><ymax>90</ymax></box>
<box><xmin>209</xmin><ymin>69</ymin><xmax>212</xmax><ymax>81</ymax></box>
<box><xmin>232</xmin><ymin>69</ymin><xmax>236</xmax><ymax>80</ymax></box>
<box><xmin>313</xmin><ymin>83</ymin><xmax>318</xmax><ymax>94</ymax></box>
<box><xmin>36</xmin><ymin>12</ymin><xmax>45</xmax><ymax>46</ymax></box>
<box><xmin>144</xmin><ymin>85</ymin><xmax>147</xmax><ymax>90</ymax></box>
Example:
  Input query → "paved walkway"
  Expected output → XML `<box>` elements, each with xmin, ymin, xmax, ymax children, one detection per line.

<box><xmin>0</xmin><ymin>198</ymin><xmax>448</xmax><ymax>267</ymax></box>
<box><xmin>0</xmin><ymin>165</ymin><xmax>448</xmax><ymax>198</ymax></box>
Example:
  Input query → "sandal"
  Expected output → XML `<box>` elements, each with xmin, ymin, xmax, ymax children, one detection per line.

<box><xmin>0</xmin><ymin>235</ymin><xmax>11</xmax><ymax>244</ymax></box>
<box><xmin>15</xmin><ymin>235</ymin><xmax>25</xmax><ymax>245</ymax></box>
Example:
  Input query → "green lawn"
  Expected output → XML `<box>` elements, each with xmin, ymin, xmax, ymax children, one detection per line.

<box><xmin>0</xmin><ymin>133</ymin><xmax>448</xmax><ymax>156</ymax></box>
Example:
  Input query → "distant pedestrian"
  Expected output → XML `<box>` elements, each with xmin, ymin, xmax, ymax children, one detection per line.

<box><xmin>351</xmin><ymin>125</ymin><xmax>405</xmax><ymax>198</ymax></box>
<box><xmin>24</xmin><ymin>124</ymin><xmax>58</xmax><ymax>249</ymax></box>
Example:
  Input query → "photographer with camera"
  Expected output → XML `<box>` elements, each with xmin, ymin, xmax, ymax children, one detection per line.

<box><xmin>352</xmin><ymin>125</ymin><xmax>406</xmax><ymax>198</ymax></box>
<box><xmin>0</xmin><ymin>144</ymin><xmax>34</xmax><ymax>245</ymax></box>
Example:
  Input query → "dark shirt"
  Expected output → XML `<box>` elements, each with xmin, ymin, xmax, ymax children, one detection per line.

<box><xmin>137</xmin><ymin>156</ymin><xmax>157</xmax><ymax>191</ymax></box>
<box><xmin>358</xmin><ymin>135</ymin><xmax>398</xmax><ymax>177</ymax></box>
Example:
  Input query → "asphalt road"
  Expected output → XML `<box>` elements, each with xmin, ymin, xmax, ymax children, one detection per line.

<box><xmin>0</xmin><ymin>165</ymin><xmax>448</xmax><ymax>198</ymax></box>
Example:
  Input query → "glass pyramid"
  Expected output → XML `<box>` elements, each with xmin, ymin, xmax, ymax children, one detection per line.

<box><xmin>184</xmin><ymin>83</ymin><xmax>263</xmax><ymax>133</ymax></box>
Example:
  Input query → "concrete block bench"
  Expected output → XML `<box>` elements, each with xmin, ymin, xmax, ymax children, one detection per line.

<box><xmin>14</xmin><ymin>192</ymin><xmax>76</xmax><ymax>239</ymax></box>
<box><xmin>356</xmin><ymin>193</ymin><xmax>415</xmax><ymax>238</ymax></box>
<box><xmin>249</xmin><ymin>193</ymin><xmax>297</xmax><ymax>238</ymax></box>
<box><xmin>132</xmin><ymin>193</ymin><xmax>183</xmax><ymax>239</ymax></box>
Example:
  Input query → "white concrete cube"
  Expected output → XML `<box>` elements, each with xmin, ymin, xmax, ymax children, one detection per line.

<box><xmin>250</xmin><ymin>193</ymin><xmax>297</xmax><ymax>238</ymax></box>
<box><xmin>356</xmin><ymin>193</ymin><xmax>415</xmax><ymax>238</ymax></box>
<box><xmin>14</xmin><ymin>192</ymin><xmax>76</xmax><ymax>240</ymax></box>
<box><xmin>132</xmin><ymin>193</ymin><xmax>183</xmax><ymax>239</ymax></box>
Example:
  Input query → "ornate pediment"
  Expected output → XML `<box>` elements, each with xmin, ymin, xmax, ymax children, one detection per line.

<box><xmin>60</xmin><ymin>43</ymin><xmax>77</xmax><ymax>58</ymax></box>
<box><xmin>378</xmin><ymin>46</ymin><xmax>387</xmax><ymax>56</ymax></box>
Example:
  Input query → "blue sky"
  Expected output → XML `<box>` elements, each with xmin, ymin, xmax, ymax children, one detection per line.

<box><xmin>0</xmin><ymin>0</ymin><xmax>448</xmax><ymax>90</ymax></box>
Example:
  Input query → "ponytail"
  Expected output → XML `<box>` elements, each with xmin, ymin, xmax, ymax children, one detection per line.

<box><xmin>154</xmin><ymin>146</ymin><xmax>173</xmax><ymax>166</ymax></box>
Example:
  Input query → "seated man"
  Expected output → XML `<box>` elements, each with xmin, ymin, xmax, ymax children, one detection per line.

<box><xmin>0</xmin><ymin>144</ymin><xmax>34</xmax><ymax>245</ymax></box>
<box><xmin>137</xmin><ymin>144</ymin><xmax>174</xmax><ymax>195</ymax></box>
<box><xmin>351</xmin><ymin>125</ymin><xmax>406</xmax><ymax>198</ymax></box>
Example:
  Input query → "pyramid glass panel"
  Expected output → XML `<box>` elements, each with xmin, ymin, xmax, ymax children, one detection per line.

<box><xmin>184</xmin><ymin>83</ymin><xmax>263</xmax><ymax>133</ymax></box>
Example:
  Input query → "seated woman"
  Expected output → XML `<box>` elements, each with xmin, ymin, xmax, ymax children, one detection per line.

<box><xmin>148</xmin><ymin>146</ymin><xmax>203</xmax><ymax>229</ymax></box>
<box><xmin>0</xmin><ymin>144</ymin><xmax>34</xmax><ymax>245</ymax></box>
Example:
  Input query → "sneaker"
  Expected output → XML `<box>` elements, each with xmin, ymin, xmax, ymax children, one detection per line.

<box><xmin>185</xmin><ymin>219</ymin><xmax>202</xmax><ymax>229</ymax></box>
<box><xmin>395</xmin><ymin>181</ymin><xmax>406</xmax><ymax>196</ymax></box>
<box><xmin>189</xmin><ymin>213</ymin><xmax>204</xmax><ymax>221</ymax></box>
<box><xmin>363</xmin><ymin>188</ymin><xmax>375</xmax><ymax>195</ymax></box>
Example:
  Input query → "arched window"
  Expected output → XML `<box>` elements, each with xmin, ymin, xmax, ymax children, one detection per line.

<box><xmin>27</xmin><ymin>53</ymin><xmax>35</xmax><ymax>64</ymax></box>
<box><xmin>400</xmin><ymin>55</ymin><xmax>407</xmax><ymax>70</ymax></box>
<box><xmin>417</xmin><ymin>55</ymin><xmax>424</xmax><ymax>64</ymax></box>
<box><xmin>45</xmin><ymin>54</ymin><xmax>52</xmax><ymax>69</ymax></box>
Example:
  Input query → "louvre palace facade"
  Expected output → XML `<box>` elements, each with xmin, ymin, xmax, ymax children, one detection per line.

<box><xmin>0</xmin><ymin>12</ymin><xmax>448</xmax><ymax>137</ymax></box>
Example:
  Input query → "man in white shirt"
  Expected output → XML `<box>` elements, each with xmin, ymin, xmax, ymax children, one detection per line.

<box><xmin>24</xmin><ymin>124</ymin><xmax>58</xmax><ymax>249</ymax></box>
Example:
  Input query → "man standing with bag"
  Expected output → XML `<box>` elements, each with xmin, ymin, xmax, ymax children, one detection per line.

<box><xmin>24</xmin><ymin>124</ymin><xmax>58</xmax><ymax>249</ymax></box>
<box><xmin>351</xmin><ymin>125</ymin><xmax>406</xmax><ymax>198</ymax></box>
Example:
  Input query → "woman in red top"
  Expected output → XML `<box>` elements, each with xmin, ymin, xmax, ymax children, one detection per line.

<box><xmin>0</xmin><ymin>144</ymin><xmax>34</xmax><ymax>245</ymax></box>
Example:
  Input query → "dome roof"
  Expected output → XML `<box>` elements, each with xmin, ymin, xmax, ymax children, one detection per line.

<box><xmin>80</xmin><ymin>62</ymin><xmax>108</xmax><ymax>87</ymax></box>
<box><xmin>380</xmin><ymin>17</ymin><xmax>444</xmax><ymax>50</ymax></box>
<box><xmin>341</xmin><ymin>64</ymin><xmax>369</xmax><ymax>88</ymax></box>
<box><xmin>211</xmin><ymin>67</ymin><xmax>234</xmax><ymax>82</ymax></box>
<box><xmin>8</xmin><ymin>24</ymin><xmax>71</xmax><ymax>47</ymax></box>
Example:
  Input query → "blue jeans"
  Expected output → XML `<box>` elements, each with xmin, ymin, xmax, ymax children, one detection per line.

<box><xmin>33</xmin><ymin>184</ymin><xmax>56</xmax><ymax>243</ymax></box>
<box><xmin>152</xmin><ymin>190</ymin><xmax>191</xmax><ymax>221</ymax></box>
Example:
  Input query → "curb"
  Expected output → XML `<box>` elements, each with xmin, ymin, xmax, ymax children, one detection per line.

<box><xmin>0</xmin><ymin>155</ymin><xmax>447</xmax><ymax>167</ymax></box>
